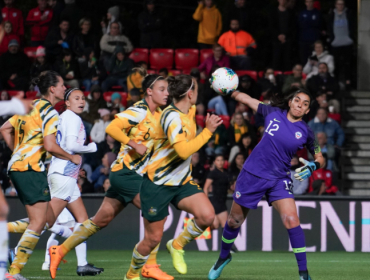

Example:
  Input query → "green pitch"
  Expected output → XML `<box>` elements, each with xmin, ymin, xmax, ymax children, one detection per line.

<box><xmin>18</xmin><ymin>250</ymin><xmax>368</xmax><ymax>280</ymax></box>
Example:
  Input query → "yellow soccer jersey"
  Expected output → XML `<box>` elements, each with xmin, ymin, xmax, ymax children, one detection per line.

<box><xmin>145</xmin><ymin>103</ymin><xmax>197</xmax><ymax>186</ymax></box>
<box><xmin>111</xmin><ymin>99</ymin><xmax>162</xmax><ymax>174</ymax></box>
<box><xmin>8</xmin><ymin>99</ymin><xmax>59</xmax><ymax>172</ymax></box>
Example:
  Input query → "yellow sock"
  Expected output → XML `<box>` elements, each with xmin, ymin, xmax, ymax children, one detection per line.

<box><xmin>126</xmin><ymin>244</ymin><xmax>149</xmax><ymax>278</ymax></box>
<box><xmin>173</xmin><ymin>219</ymin><xmax>203</xmax><ymax>250</ymax></box>
<box><xmin>146</xmin><ymin>243</ymin><xmax>159</xmax><ymax>265</ymax></box>
<box><xmin>60</xmin><ymin>219</ymin><xmax>100</xmax><ymax>256</ymax></box>
<box><xmin>7</xmin><ymin>219</ymin><xmax>29</xmax><ymax>233</ymax></box>
<box><xmin>9</xmin><ymin>229</ymin><xmax>40</xmax><ymax>275</ymax></box>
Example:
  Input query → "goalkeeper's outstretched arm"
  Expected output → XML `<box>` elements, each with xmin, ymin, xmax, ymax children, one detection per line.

<box><xmin>231</xmin><ymin>91</ymin><xmax>260</xmax><ymax>112</ymax></box>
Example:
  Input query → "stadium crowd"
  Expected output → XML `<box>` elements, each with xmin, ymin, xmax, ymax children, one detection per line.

<box><xmin>0</xmin><ymin>0</ymin><xmax>353</xmax><ymax>197</ymax></box>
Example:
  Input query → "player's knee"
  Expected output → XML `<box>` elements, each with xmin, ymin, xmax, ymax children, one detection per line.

<box><xmin>147</xmin><ymin>232</ymin><xmax>163</xmax><ymax>248</ymax></box>
<box><xmin>0</xmin><ymin>203</ymin><xmax>9</xmax><ymax>219</ymax></box>
<box><xmin>196</xmin><ymin>210</ymin><xmax>215</xmax><ymax>228</ymax></box>
<box><xmin>281</xmin><ymin>213</ymin><xmax>300</xmax><ymax>229</ymax></box>
<box><xmin>227</xmin><ymin>214</ymin><xmax>243</xmax><ymax>229</ymax></box>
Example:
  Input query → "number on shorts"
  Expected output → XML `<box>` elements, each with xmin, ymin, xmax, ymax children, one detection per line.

<box><xmin>284</xmin><ymin>180</ymin><xmax>293</xmax><ymax>193</ymax></box>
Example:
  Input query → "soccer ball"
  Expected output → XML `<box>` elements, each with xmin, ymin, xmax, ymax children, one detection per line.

<box><xmin>210</xmin><ymin>67</ymin><xmax>239</xmax><ymax>96</ymax></box>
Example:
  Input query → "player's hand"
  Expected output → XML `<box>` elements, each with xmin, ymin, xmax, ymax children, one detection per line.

<box><xmin>205</xmin><ymin>113</ymin><xmax>223</xmax><ymax>133</ymax></box>
<box><xmin>71</xmin><ymin>154</ymin><xmax>82</xmax><ymax>165</ymax></box>
<box><xmin>133</xmin><ymin>143</ymin><xmax>147</xmax><ymax>156</ymax></box>
<box><xmin>294</xmin><ymin>158</ymin><xmax>319</xmax><ymax>181</ymax></box>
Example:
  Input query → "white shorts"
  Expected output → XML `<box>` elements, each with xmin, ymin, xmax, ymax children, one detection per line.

<box><xmin>48</xmin><ymin>173</ymin><xmax>81</xmax><ymax>203</ymax></box>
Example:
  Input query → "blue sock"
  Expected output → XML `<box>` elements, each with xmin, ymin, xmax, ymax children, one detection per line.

<box><xmin>220</xmin><ymin>223</ymin><xmax>240</xmax><ymax>259</ymax></box>
<box><xmin>288</xmin><ymin>225</ymin><xmax>307</xmax><ymax>272</ymax></box>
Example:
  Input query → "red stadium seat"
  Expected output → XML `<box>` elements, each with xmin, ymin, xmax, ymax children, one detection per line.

<box><xmin>120</xmin><ymin>92</ymin><xmax>128</xmax><ymax>107</ymax></box>
<box><xmin>274</xmin><ymin>71</ymin><xmax>283</xmax><ymax>76</ymax></box>
<box><xmin>147</xmin><ymin>69</ymin><xmax>157</xmax><ymax>74</ymax></box>
<box><xmin>54</xmin><ymin>101</ymin><xmax>65</xmax><ymax>114</ymax></box>
<box><xmin>175</xmin><ymin>49</ymin><xmax>199</xmax><ymax>72</ymax></box>
<box><xmin>7</xmin><ymin>90</ymin><xmax>24</xmax><ymax>97</ymax></box>
<box><xmin>129</xmin><ymin>48</ymin><xmax>149</xmax><ymax>63</ymax></box>
<box><xmin>200</xmin><ymin>49</ymin><xmax>213</xmax><ymax>63</ymax></box>
<box><xmin>196</xmin><ymin>115</ymin><xmax>205</xmax><ymax>128</ymax></box>
<box><xmin>26</xmin><ymin>91</ymin><xmax>37</xmax><ymax>99</ymax></box>
<box><xmin>223</xmin><ymin>160</ymin><xmax>228</xmax><ymax>169</ymax></box>
<box><xmin>283</xmin><ymin>71</ymin><xmax>293</xmax><ymax>76</ymax></box>
<box><xmin>169</xmin><ymin>69</ymin><xmax>182</xmax><ymax>76</ymax></box>
<box><xmin>258</xmin><ymin>70</ymin><xmax>282</xmax><ymax>78</ymax></box>
<box><xmin>24</xmin><ymin>47</ymin><xmax>37</xmax><ymax>58</ymax></box>
<box><xmin>258</xmin><ymin>71</ymin><xmax>264</xmax><ymax>78</ymax></box>
<box><xmin>111</xmin><ymin>85</ymin><xmax>124</xmax><ymax>90</ymax></box>
<box><xmin>302</xmin><ymin>73</ymin><xmax>307</xmax><ymax>80</ymax></box>
<box><xmin>103</xmin><ymin>91</ymin><xmax>114</xmax><ymax>102</ymax></box>
<box><xmin>83</xmin><ymin>91</ymin><xmax>90</xmax><ymax>97</ymax></box>
<box><xmin>149</xmin><ymin>49</ymin><xmax>174</xmax><ymax>70</ymax></box>
<box><xmin>235</xmin><ymin>70</ymin><xmax>258</xmax><ymax>81</ymax></box>
<box><xmin>220</xmin><ymin>115</ymin><xmax>230</xmax><ymax>129</ymax></box>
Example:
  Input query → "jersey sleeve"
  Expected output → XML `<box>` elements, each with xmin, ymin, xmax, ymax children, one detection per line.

<box><xmin>161</xmin><ymin>110</ymin><xmax>185</xmax><ymax>145</ymax></box>
<box><xmin>64</xmin><ymin>112</ymin><xmax>81</xmax><ymax>138</ymax></box>
<box><xmin>41</xmin><ymin>106</ymin><xmax>59</xmax><ymax>137</ymax></box>
<box><xmin>257</xmin><ymin>103</ymin><xmax>281</xmax><ymax>118</ymax></box>
<box><xmin>306</xmin><ymin>126</ymin><xmax>321</xmax><ymax>156</ymax></box>
<box><xmin>115</xmin><ymin>105</ymin><xmax>147</xmax><ymax>129</ymax></box>
<box><xmin>8</xmin><ymin>115</ymin><xmax>18</xmax><ymax>127</ymax></box>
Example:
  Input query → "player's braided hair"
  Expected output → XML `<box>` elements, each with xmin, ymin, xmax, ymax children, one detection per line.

<box><xmin>31</xmin><ymin>70</ymin><xmax>61</xmax><ymax>96</ymax></box>
<box><xmin>270</xmin><ymin>88</ymin><xmax>312</xmax><ymax>110</ymax></box>
<box><xmin>167</xmin><ymin>75</ymin><xmax>195</xmax><ymax>101</ymax></box>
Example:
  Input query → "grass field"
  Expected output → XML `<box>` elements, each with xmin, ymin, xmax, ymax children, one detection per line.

<box><xmin>17</xmin><ymin>250</ymin><xmax>368</xmax><ymax>280</ymax></box>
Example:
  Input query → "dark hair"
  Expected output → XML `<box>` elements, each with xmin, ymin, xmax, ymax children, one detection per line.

<box><xmin>79</xmin><ymin>17</ymin><xmax>91</xmax><ymax>27</ymax></box>
<box><xmin>59</xmin><ymin>18</ymin><xmax>69</xmax><ymax>24</ymax></box>
<box><xmin>270</xmin><ymin>88</ymin><xmax>312</xmax><ymax>111</ymax></box>
<box><xmin>31</xmin><ymin>70</ymin><xmax>61</xmax><ymax>96</ymax></box>
<box><xmin>318</xmin><ymin>62</ymin><xmax>328</xmax><ymax>68</ymax></box>
<box><xmin>167</xmin><ymin>75</ymin><xmax>195</xmax><ymax>101</ymax></box>
<box><xmin>238</xmin><ymin>132</ymin><xmax>254</xmax><ymax>153</ymax></box>
<box><xmin>64</xmin><ymin>88</ymin><xmax>80</xmax><ymax>102</ymax></box>
<box><xmin>317</xmin><ymin>107</ymin><xmax>329</xmax><ymax>114</ymax></box>
<box><xmin>62</xmin><ymin>49</ymin><xmax>72</xmax><ymax>57</ymax></box>
<box><xmin>142</xmin><ymin>73</ymin><xmax>166</xmax><ymax>96</ymax></box>
<box><xmin>159</xmin><ymin>68</ymin><xmax>169</xmax><ymax>76</ymax></box>
<box><xmin>229</xmin><ymin>152</ymin><xmax>245</xmax><ymax>173</ymax></box>
<box><xmin>212</xmin><ymin>43</ymin><xmax>223</xmax><ymax>50</ymax></box>
<box><xmin>136</xmin><ymin>61</ymin><xmax>147</xmax><ymax>68</ymax></box>
<box><xmin>214</xmin><ymin>154</ymin><xmax>224</xmax><ymax>161</ymax></box>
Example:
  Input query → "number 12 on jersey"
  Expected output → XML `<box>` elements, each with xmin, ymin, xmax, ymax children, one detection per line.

<box><xmin>265</xmin><ymin>120</ymin><xmax>280</xmax><ymax>136</ymax></box>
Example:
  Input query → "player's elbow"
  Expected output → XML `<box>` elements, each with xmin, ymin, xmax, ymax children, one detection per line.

<box><xmin>43</xmin><ymin>140</ymin><xmax>54</xmax><ymax>153</ymax></box>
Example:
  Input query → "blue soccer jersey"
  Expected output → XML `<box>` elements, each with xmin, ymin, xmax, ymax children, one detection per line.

<box><xmin>244</xmin><ymin>103</ymin><xmax>320</xmax><ymax>180</ymax></box>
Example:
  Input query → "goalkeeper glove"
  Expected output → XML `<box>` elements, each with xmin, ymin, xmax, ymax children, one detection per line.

<box><xmin>294</xmin><ymin>157</ymin><xmax>320</xmax><ymax>181</ymax></box>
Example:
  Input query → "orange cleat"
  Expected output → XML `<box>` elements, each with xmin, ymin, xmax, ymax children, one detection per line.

<box><xmin>141</xmin><ymin>264</ymin><xmax>174</xmax><ymax>280</ymax></box>
<box><xmin>49</xmin><ymin>245</ymin><xmax>64</xmax><ymax>279</ymax></box>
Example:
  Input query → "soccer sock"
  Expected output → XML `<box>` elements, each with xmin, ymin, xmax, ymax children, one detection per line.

<box><xmin>48</xmin><ymin>224</ymin><xmax>73</xmax><ymax>239</ymax></box>
<box><xmin>7</xmin><ymin>219</ymin><xmax>29</xmax><ymax>233</ymax></box>
<box><xmin>0</xmin><ymin>221</ymin><xmax>8</xmax><ymax>280</ymax></box>
<box><xmin>75</xmin><ymin>242</ymin><xmax>88</xmax><ymax>267</ymax></box>
<box><xmin>45</xmin><ymin>234</ymin><xmax>58</xmax><ymax>263</ymax></box>
<box><xmin>173</xmin><ymin>219</ymin><xmax>203</xmax><ymax>250</ymax></box>
<box><xmin>220</xmin><ymin>222</ymin><xmax>240</xmax><ymax>259</ymax></box>
<box><xmin>8</xmin><ymin>229</ymin><xmax>40</xmax><ymax>275</ymax></box>
<box><xmin>126</xmin><ymin>244</ymin><xmax>149</xmax><ymax>278</ymax></box>
<box><xmin>287</xmin><ymin>225</ymin><xmax>307</xmax><ymax>272</ymax></box>
<box><xmin>146</xmin><ymin>243</ymin><xmax>159</xmax><ymax>265</ymax></box>
<box><xmin>59</xmin><ymin>219</ymin><xmax>100</xmax><ymax>257</ymax></box>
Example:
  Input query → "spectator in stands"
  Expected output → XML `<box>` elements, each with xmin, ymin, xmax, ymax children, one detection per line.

<box><xmin>60</xmin><ymin>0</ymin><xmax>84</xmax><ymax>33</ymax></box>
<box><xmin>308</xmin><ymin>166</ymin><xmax>340</xmax><ymax>195</ymax></box>
<box><xmin>0</xmin><ymin>21</ymin><xmax>19</xmax><ymax>56</ymax></box>
<box><xmin>0</xmin><ymin>39</ymin><xmax>30</xmax><ymax>92</ymax></box>
<box><xmin>218</xmin><ymin>19</ymin><xmax>256</xmax><ymax>70</ymax></box>
<box><xmin>258</xmin><ymin>68</ymin><xmax>279</xmax><ymax>97</ymax></box>
<box><xmin>127</xmin><ymin>88</ymin><xmax>141</xmax><ymax>107</ymax></box>
<box><xmin>26</xmin><ymin>0</ymin><xmax>53</xmax><ymax>46</ymax></box>
<box><xmin>158</xmin><ymin>68</ymin><xmax>169</xmax><ymax>78</ymax></box>
<box><xmin>328</xmin><ymin>0</ymin><xmax>355</xmax><ymax>87</ymax></box>
<box><xmin>73</xmin><ymin>18</ymin><xmax>98</xmax><ymax>59</ymax></box>
<box><xmin>30</xmin><ymin>46</ymin><xmax>53</xmax><ymax>79</ymax></box>
<box><xmin>229</xmin><ymin>152</ymin><xmax>245</xmax><ymax>179</ymax></box>
<box><xmin>101</xmin><ymin>178</ymin><xmax>111</xmax><ymax>193</ymax></box>
<box><xmin>79</xmin><ymin>48</ymin><xmax>99</xmax><ymax>91</ymax></box>
<box><xmin>44</xmin><ymin>18</ymin><xmax>73</xmax><ymax>62</ymax></box>
<box><xmin>228</xmin><ymin>113</ymin><xmax>256</xmax><ymax>148</ymax></box>
<box><xmin>102</xmin><ymin>46</ymin><xmax>134</xmax><ymax>92</ymax></box>
<box><xmin>298</xmin><ymin>0</ymin><xmax>324</xmax><ymax>64</ymax></box>
<box><xmin>48</xmin><ymin>0</ymin><xmax>65</xmax><ymax>26</ymax></box>
<box><xmin>282</xmin><ymin>64</ymin><xmax>306</xmax><ymax>95</ymax></box>
<box><xmin>237</xmin><ymin>75</ymin><xmax>261</xmax><ymax>100</ymax></box>
<box><xmin>78</xmin><ymin>168</ymin><xmax>94</xmax><ymax>194</ymax></box>
<box><xmin>226</xmin><ymin>0</ymin><xmax>250</xmax><ymax>32</ymax></box>
<box><xmin>270</xmin><ymin>0</ymin><xmax>296</xmax><ymax>71</ymax></box>
<box><xmin>138</xmin><ymin>0</ymin><xmax>162</xmax><ymax>48</ymax></box>
<box><xmin>91</xmin><ymin>152</ymin><xmax>116</xmax><ymax>190</ymax></box>
<box><xmin>306</xmin><ymin>62</ymin><xmax>339</xmax><ymax>98</ymax></box>
<box><xmin>193</xmin><ymin>0</ymin><xmax>222</xmax><ymax>49</ymax></box>
<box><xmin>2</xmin><ymin>0</ymin><xmax>23</xmax><ymax>38</ymax></box>
<box><xmin>109</xmin><ymin>92</ymin><xmax>125</xmax><ymax>112</ymax></box>
<box><xmin>101</xmin><ymin>6</ymin><xmax>120</xmax><ymax>35</ymax></box>
<box><xmin>191</xmin><ymin>152</ymin><xmax>206</xmax><ymax>187</ymax></box>
<box><xmin>208</xmin><ymin>95</ymin><xmax>228</xmax><ymax>116</ymax></box>
<box><xmin>206</xmin><ymin>123</ymin><xmax>228</xmax><ymax>156</ymax></box>
<box><xmin>80</xmin><ymin>85</ymin><xmax>107</xmax><ymax>131</ymax></box>
<box><xmin>309</xmin><ymin>131</ymin><xmax>336</xmax><ymax>171</ymax></box>
<box><xmin>308</xmin><ymin>107</ymin><xmax>345</xmax><ymax>148</ymax></box>
<box><xmin>308</xmin><ymin>90</ymin><xmax>327</xmax><ymax>119</ymax></box>
<box><xmin>100</xmin><ymin>21</ymin><xmax>133</xmax><ymax>70</ymax></box>
<box><xmin>228</xmin><ymin>132</ymin><xmax>253</xmax><ymax>163</ymax></box>
<box><xmin>198</xmin><ymin>44</ymin><xmax>230</xmax><ymax>79</ymax></box>
<box><xmin>54</xmin><ymin>49</ymin><xmax>79</xmax><ymax>88</ymax></box>
<box><xmin>91</xmin><ymin>108</ymin><xmax>111</xmax><ymax>144</ymax></box>
<box><xmin>290</xmin><ymin>155</ymin><xmax>309</xmax><ymax>195</ymax></box>
<box><xmin>303</xmin><ymin>40</ymin><xmax>335</xmax><ymax>79</ymax></box>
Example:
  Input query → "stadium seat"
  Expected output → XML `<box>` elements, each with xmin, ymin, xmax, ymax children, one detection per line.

<box><xmin>200</xmin><ymin>49</ymin><xmax>213</xmax><ymax>63</ymax></box>
<box><xmin>54</xmin><ymin>101</ymin><xmax>65</xmax><ymax>113</ymax></box>
<box><xmin>283</xmin><ymin>71</ymin><xmax>293</xmax><ymax>76</ymax></box>
<box><xmin>111</xmin><ymin>85</ymin><xmax>124</xmax><ymax>90</ymax></box>
<box><xmin>7</xmin><ymin>90</ymin><xmax>24</xmax><ymax>97</ymax></box>
<box><xmin>196</xmin><ymin>115</ymin><xmax>205</xmax><ymax>128</ymax></box>
<box><xmin>83</xmin><ymin>91</ymin><xmax>90</xmax><ymax>97</ymax></box>
<box><xmin>258</xmin><ymin>70</ymin><xmax>282</xmax><ymax>78</ymax></box>
<box><xmin>274</xmin><ymin>71</ymin><xmax>283</xmax><ymax>76</ymax></box>
<box><xmin>103</xmin><ymin>91</ymin><xmax>114</xmax><ymax>102</ymax></box>
<box><xmin>169</xmin><ymin>69</ymin><xmax>182</xmax><ymax>76</ymax></box>
<box><xmin>175</xmin><ymin>49</ymin><xmax>199</xmax><ymax>72</ymax></box>
<box><xmin>220</xmin><ymin>115</ymin><xmax>230</xmax><ymax>129</ymax></box>
<box><xmin>26</xmin><ymin>91</ymin><xmax>37</xmax><ymax>99</ymax></box>
<box><xmin>24</xmin><ymin>47</ymin><xmax>37</xmax><ymax>58</ymax></box>
<box><xmin>235</xmin><ymin>70</ymin><xmax>258</xmax><ymax>81</ymax></box>
<box><xmin>258</xmin><ymin>71</ymin><xmax>264</xmax><ymax>78</ymax></box>
<box><xmin>147</xmin><ymin>69</ymin><xmax>157</xmax><ymax>74</ymax></box>
<box><xmin>223</xmin><ymin>160</ymin><xmax>228</xmax><ymax>169</ymax></box>
<box><xmin>302</xmin><ymin>73</ymin><xmax>307</xmax><ymax>79</ymax></box>
<box><xmin>129</xmin><ymin>48</ymin><xmax>149</xmax><ymax>63</ymax></box>
<box><xmin>149</xmin><ymin>48</ymin><xmax>174</xmax><ymax>70</ymax></box>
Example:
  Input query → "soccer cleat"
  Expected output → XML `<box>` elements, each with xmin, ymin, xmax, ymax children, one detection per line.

<box><xmin>4</xmin><ymin>273</ymin><xmax>16</xmax><ymax>280</ymax></box>
<box><xmin>208</xmin><ymin>254</ymin><xmax>232</xmax><ymax>280</ymax></box>
<box><xmin>166</xmin><ymin>239</ymin><xmax>187</xmax><ymax>274</ymax></box>
<box><xmin>49</xmin><ymin>245</ymin><xmax>63</xmax><ymax>279</ymax></box>
<box><xmin>141</xmin><ymin>264</ymin><xmax>174</xmax><ymax>280</ymax></box>
<box><xmin>76</xmin><ymin>263</ymin><xmax>104</xmax><ymax>276</ymax></box>
<box><xmin>123</xmin><ymin>274</ymin><xmax>140</xmax><ymax>280</ymax></box>
<box><xmin>299</xmin><ymin>270</ymin><xmax>312</xmax><ymax>280</ymax></box>
<box><xmin>5</xmin><ymin>274</ymin><xmax>29</xmax><ymax>280</ymax></box>
<box><xmin>8</xmin><ymin>248</ymin><xmax>16</xmax><ymax>264</ymax></box>
<box><xmin>42</xmin><ymin>262</ymin><xmax>50</xmax><ymax>271</ymax></box>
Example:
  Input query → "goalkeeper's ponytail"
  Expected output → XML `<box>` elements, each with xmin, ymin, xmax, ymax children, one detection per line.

<box><xmin>270</xmin><ymin>88</ymin><xmax>312</xmax><ymax>110</ymax></box>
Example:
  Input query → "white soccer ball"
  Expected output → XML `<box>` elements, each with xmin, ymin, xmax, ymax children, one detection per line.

<box><xmin>210</xmin><ymin>67</ymin><xmax>239</xmax><ymax>96</ymax></box>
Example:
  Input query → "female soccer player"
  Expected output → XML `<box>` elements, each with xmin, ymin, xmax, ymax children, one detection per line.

<box><xmin>208</xmin><ymin>89</ymin><xmax>324</xmax><ymax>280</ymax></box>
<box><xmin>0</xmin><ymin>71</ymin><xmax>81</xmax><ymax>280</ymax></box>
<box><xmin>123</xmin><ymin>75</ymin><xmax>223</xmax><ymax>280</ymax></box>
<box><xmin>49</xmin><ymin>72</ymin><xmax>174</xmax><ymax>280</ymax></box>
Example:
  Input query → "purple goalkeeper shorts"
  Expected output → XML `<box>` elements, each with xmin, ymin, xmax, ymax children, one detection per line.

<box><xmin>233</xmin><ymin>169</ymin><xmax>294</xmax><ymax>209</ymax></box>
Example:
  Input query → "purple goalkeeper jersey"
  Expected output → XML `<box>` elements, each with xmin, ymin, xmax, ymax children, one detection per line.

<box><xmin>244</xmin><ymin>103</ymin><xmax>320</xmax><ymax>180</ymax></box>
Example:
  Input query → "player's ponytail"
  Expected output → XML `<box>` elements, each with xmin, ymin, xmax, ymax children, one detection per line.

<box><xmin>31</xmin><ymin>70</ymin><xmax>61</xmax><ymax>96</ymax></box>
<box><xmin>142</xmin><ymin>74</ymin><xmax>165</xmax><ymax>96</ymax></box>
<box><xmin>167</xmin><ymin>75</ymin><xmax>195</xmax><ymax>102</ymax></box>
<box><xmin>270</xmin><ymin>88</ymin><xmax>312</xmax><ymax>110</ymax></box>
